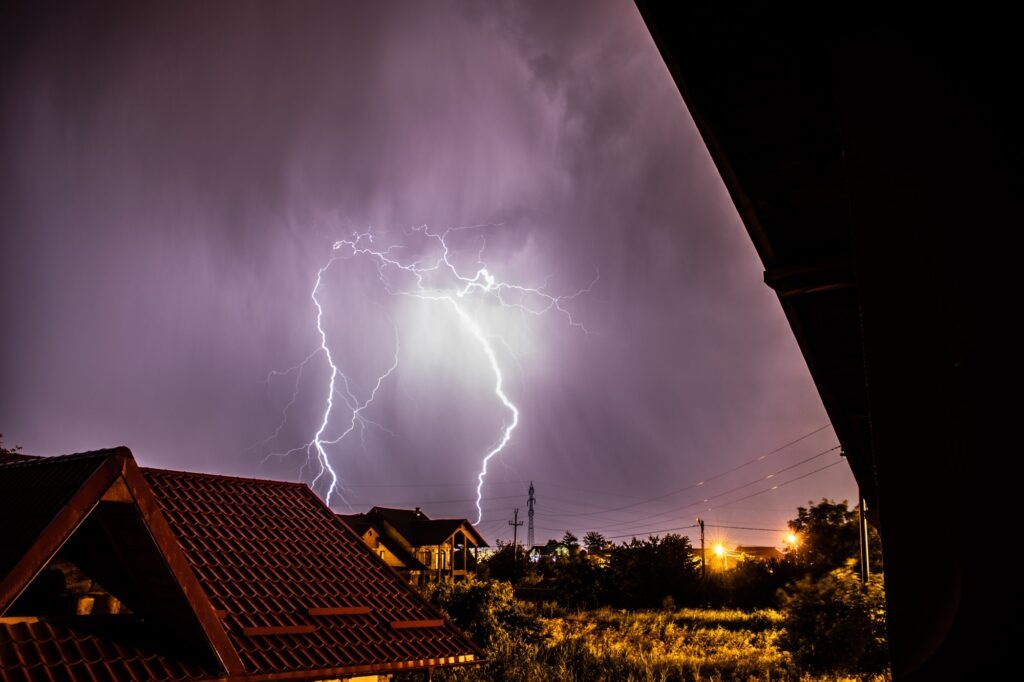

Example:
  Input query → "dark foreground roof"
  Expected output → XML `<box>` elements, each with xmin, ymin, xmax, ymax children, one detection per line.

<box><xmin>0</xmin><ymin>449</ymin><xmax>482</xmax><ymax>681</ymax></box>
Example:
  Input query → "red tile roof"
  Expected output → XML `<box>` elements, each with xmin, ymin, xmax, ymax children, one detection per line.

<box><xmin>0</xmin><ymin>619</ymin><xmax>216</xmax><ymax>681</ymax></box>
<box><xmin>142</xmin><ymin>467</ymin><xmax>482</xmax><ymax>676</ymax></box>
<box><xmin>0</xmin><ymin>450</ymin><xmax>483</xmax><ymax>681</ymax></box>
<box><xmin>0</xmin><ymin>452</ymin><xmax>112</xmax><ymax>579</ymax></box>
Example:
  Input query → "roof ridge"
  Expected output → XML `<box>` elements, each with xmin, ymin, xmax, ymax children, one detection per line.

<box><xmin>0</xmin><ymin>447</ymin><xmax>126</xmax><ymax>467</ymax></box>
<box><xmin>141</xmin><ymin>465</ymin><xmax>309</xmax><ymax>488</ymax></box>
<box><xmin>369</xmin><ymin>506</ymin><xmax>470</xmax><ymax>521</ymax></box>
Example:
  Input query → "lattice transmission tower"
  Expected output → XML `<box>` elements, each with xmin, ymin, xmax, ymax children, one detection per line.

<box><xmin>527</xmin><ymin>481</ymin><xmax>536</xmax><ymax>549</ymax></box>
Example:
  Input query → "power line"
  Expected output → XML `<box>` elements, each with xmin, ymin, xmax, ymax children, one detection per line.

<box><xmin>341</xmin><ymin>492</ymin><xmax>523</xmax><ymax>507</ymax></box>
<box><xmin>708</xmin><ymin>524</ymin><xmax>787</xmax><ymax>532</ymax></box>
<box><xmin>533</xmin><ymin>459</ymin><xmax>844</xmax><ymax>541</ymax></box>
<box><xmin>589</xmin><ymin>461</ymin><xmax>846</xmax><ymax>540</ymax></box>
<box><xmin>598</xmin><ymin>522</ymin><xmax>782</xmax><ymax>540</ymax></box>
<box><xmin>336</xmin><ymin>424</ymin><xmax>832</xmax><ymax>512</ymax></box>
<box><xmin>565</xmin><ymin>445</ymin><xmax>840</xmax><ymax>532</ymax></box>
<box><xmin>551</xmin><ymin>425</ymin><xmax>834</xmax><ymax>519</ymax></box>
<box><xmin>707</xmin><ymin>460</ymin><xmax>846</xmax><ymax>512</ymax></box>
<box><xmin>603</xmin><ymin>524</ymin><xmax>697</xmax><ymax>540</ymax></box>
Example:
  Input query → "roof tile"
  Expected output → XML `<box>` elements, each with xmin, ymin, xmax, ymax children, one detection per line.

<box><xmin>2</xmin><ymin>453</ymin><xmax>482</xmax><ymax>680</ymax></box>
<box><xmin>140</xmin><ymin>467</ymin><xmax>481</xmax><ymax>675</ymax></box>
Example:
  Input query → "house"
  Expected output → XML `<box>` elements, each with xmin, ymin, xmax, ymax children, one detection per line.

<box><xmin>529</xmin><ymin>539</ymin><xmax>571</xmax><ymax>562</ymax></box>
<box><xmin>0</xmin><ymin>448</ymin><xmax>482</xmax><ymax>681</ymax></box>
<box><xmin>736</xmin><ymin>546</ymin><xmax>785</xmax><ymax>562</ymax></box>
<box><xmin>339</xmin><ymin>507</ymin><xmax>487</xmax><ymax>585</ymax></box>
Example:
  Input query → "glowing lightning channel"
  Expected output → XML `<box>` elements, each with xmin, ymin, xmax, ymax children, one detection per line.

<box><xmin>263</xmin><ymin>224</ymin><xmax>595</xmax><ymax>521</ymax></box>
<box><xmin>307</xmin><ymin>259</ymin><xmax>341</xmax><ymax>500</ymax></box>
<box><xmin>447</xmin><ymin>301</ymin><xmax>519</xmax><ymax>524</ymax></box>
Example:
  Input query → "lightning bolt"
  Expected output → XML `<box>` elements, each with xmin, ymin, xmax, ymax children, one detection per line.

<box><xmin>261</xmin><ymin>224</ymin><xmax>595</xmax><ymax>522</ymax></box>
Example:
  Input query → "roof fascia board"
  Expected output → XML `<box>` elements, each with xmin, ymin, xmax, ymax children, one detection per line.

<box><xmin>120</xmin><ymin>457</ymin><xmax>246</xmax><ymax>676</ymax></box>
<box><xmin>0</xmin><ymin>450</ymin><xmax>126</xmax><ymax>613</ymax></box>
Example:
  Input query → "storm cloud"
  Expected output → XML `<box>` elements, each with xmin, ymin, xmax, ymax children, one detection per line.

<box><xmin>1</xmin><ymin>1</ymin><xmax>855</xmax><ymax>545</ymax></box>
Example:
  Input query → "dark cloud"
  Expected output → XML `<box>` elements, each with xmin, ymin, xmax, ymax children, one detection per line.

<box><xmin>1</xmin><ymin>0</ymin><xmax>855</xmax><ymax>546</ymax></box>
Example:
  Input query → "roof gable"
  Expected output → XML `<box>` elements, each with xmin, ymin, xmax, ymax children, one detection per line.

<box><xmin>368</xmin><ymin>507</ymin><xmax>488</xmax><ymax>547</ymax></box>
<box><xmin>338</xmin><ymin>513</ymin><xmax>426</xmax><ymax>570</ymax></box>
<box><xmin>1</xmin><ymin>451</ymin><xmax>482</xmax><ymax>679</ymax></box>
<box><xmin>0</xmin><ymin>449</ymin><xmax>242</xmax><ymax>677</ymax></box>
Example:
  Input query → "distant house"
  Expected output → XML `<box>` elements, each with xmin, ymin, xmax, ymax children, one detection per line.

<box><xmin>529</xmin><ymin>539</ymin><xmax>572</xmax><ymax>562</ymax></box>
<box><xmin>736</xmin><ymin>545</ymin><xmax>785</xmax><ymax>562</ymax></box>
<box><xmin>339</xmin><ymin>507</ymin><xmax>488</xmax><ymax>585</ymax></box>
<box><xmin>0</xmin><ymin>449</ymin><xmax>482</xmax><ymax>681</ymax></box>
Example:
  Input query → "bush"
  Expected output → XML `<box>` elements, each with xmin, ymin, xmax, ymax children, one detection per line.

<box><xmin>418</xmin><ymin>578</ymin><xmax>542</xmax><ymax>650</ymax></box>
<box><xmin>698</xmin><ymin>557</ymin><xmax>801</xmax><ymax>609</ymax></box>
<box><xmin>401</xmin><ymin>579</ymin><xmax>544</xmax><ymax>681</ymax></box>
<box><xmin>779</xmin><ymin>566</ymin><xmax>889</xmax><ymax>674</ymax></box>
<box><xmin>477</xmin><ymin>540</ymin><xmax>531</xmax><ymax>583</ymax></box>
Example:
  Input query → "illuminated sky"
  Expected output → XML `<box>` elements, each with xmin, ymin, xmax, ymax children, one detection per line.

<box><xmin>0</xmin><ymin>0</ymin><xmax>857</xmax><ymax>548</ymax></box>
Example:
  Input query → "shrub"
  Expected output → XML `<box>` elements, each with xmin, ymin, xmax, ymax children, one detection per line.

<box><xmin>779</xmin><ymin>566</ymin><xmax>889</xmax><ymax>674</ymax></box>
<box><xmin>419</xmin><ymin>578</ymin><xmax>542</xmax><ymax>650</ymax></box>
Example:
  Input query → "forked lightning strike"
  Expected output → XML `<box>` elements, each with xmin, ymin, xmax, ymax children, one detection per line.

<box><xmin>260</xmin><ymin>224</ymin><xmax>595</xmax><ymax>522</ymax></box>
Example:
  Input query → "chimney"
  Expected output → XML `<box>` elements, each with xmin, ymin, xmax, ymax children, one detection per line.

<box><xmin>415</xmin><ymin>507</ymin><xmax>421</xmax><ymax>517</ymax></box>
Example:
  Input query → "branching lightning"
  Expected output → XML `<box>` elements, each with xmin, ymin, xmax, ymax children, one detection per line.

<box><xmin>260</xmin><ymin>224</ymin><xmax>595</xmax><ymax>522</ymax></box>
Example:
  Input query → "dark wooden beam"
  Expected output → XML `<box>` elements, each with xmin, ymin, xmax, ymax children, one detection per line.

<box><xmin>764</xmin><ymin>257</ymin><xmax>856</xmax><ymax>297</ymax></box>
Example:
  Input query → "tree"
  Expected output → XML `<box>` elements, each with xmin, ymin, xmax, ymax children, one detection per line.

<box><xmin>779</xmin><ymin>567</ymin><xmax>889</xmax><ymax>674</ymax></box>
<box><xmin>583</xmin><ymin>531</ymin><xmax>609</xmax><ymax>553</ymax></box>
<box><xmin>547</xmin><ymin>552</ymin><xmax>603</xmax><ymax>608</ymax></box>
<box><xmin>699</xmin><ymin>556</ymin><xmax>802</xmax><ymax>609</ymax></box>
<box><xmin>478</xmin><ymin>540</ymin><xmax>531</xmax><ymax>584</ymax></box>
<box><xmin>561</xmin><ymin>531</ymin><xmax>579</xmax><ymax>550</ymax></box>
<box><xmin>603</xmin><ymin>534</ymin><xmax>700</xmax><ymax>608</ymax></box>
<box><xmin>0</xmin><ymin>434</ymin><xmax>23</xmax><ymax>455</ymax></box>
<box><xmin>787</xmin><ymin>498</ymin><xmax>882</xmax><ymax>576</ymax></box>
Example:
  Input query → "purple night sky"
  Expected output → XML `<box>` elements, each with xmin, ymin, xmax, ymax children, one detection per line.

<box><xmin>0</xmin><ymin>1</ymin><xmax>856</xmax><ymax>548</ymax></box>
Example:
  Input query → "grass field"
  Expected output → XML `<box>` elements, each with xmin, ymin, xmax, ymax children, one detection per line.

<box><xmin>537</xmin><ymin>608</ymin><xmax>790</xmax><ymax>681</ymax></box>
<box><xmin>413</xmin><ymin>606</ymin><xmax>890</xmax><ymax>681</ymax></box>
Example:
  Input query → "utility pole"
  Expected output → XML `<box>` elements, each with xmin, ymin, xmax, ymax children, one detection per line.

<box><xmin>858</xmin><ymin>489</ymin><xmax>871</xmax><ymax>584</ymax></box>
<box><xmin>527</xmin><ymin>482</ymin><xmax>536</xmax><ymax>550</ymax></box>
<box><xmin>509</xmin><ymin>507</ymin><xmax>523</xmax><ymax>563</ymax></box>
<box><xmin>697</xmin><ymin>517</ymin><xmax>706</xmax><ymax>579</ymax></box>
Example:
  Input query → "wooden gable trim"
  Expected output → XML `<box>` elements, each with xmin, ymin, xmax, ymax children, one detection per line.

<box><xmin>120</xmin><ymin>456</ymin><xmax>246</xmax><ymax>676</ymax></box>
<box><xmin>442</xmin><ymin>523</ymin><xmax>485</xmax><ymax>549</ymax></box>
<box><xmin>0</xmin><ymin>451</ymin><xmax>125</xmax><ymax>613</ymax></box>
<box><xmin>0</xmin><ymin>448</ymin><xmax>244</xmax><ymax>676</ymax></box>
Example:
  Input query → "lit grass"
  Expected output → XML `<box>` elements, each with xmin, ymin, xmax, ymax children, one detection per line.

<box><xmin>541</xmin><ymin>608</ymin><xmax>791</xmax><ymax>681</ymax></box>
<box><xmin>401</xmin><ymin>606</ymin><xmax>890</xmax><ymax>681</ymax></box>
